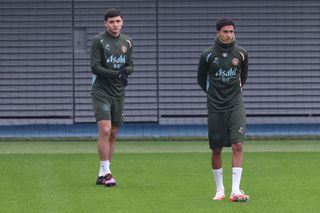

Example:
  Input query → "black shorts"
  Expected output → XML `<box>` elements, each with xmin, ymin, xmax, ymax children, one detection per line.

<box><xmin>207</xmin><ymin>106</ymin><xmax>246</xmax><ymax>149</ymax></box>
<box><xmin>91</xmin><ymin>92</ymin><xmax>124</xmax><ymax>126</ymax></box>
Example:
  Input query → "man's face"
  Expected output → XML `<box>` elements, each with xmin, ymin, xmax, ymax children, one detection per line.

<box><xmin>217</xmin><ymin>25</ymin><xmax>235</xmax><ymax>43</ymax></box>
<box><xmin>104</xmin><ymin>16</ymin><xmax>123</xmax><ymax>36</ymax></box>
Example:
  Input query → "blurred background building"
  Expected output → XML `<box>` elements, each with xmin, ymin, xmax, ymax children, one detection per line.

<box><xmin>1</xmin><ymin>0</ymin><xmax>320</xmax><ymax>137</ymax></box>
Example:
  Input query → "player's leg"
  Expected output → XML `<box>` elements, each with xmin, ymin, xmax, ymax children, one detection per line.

<box><xmin>95</xmin><ymin>120</ymin><xmax>116</xmax><ymax>186</ymax></box>
<box><xmin>108</xmin><ymin>125</ymin><xmax>120</xmax><ymax>161</ymax></box>
<box><xmin>96</xmin><ymin>120</ymin><xmax>115</xmax><ymax>185</ymax></box>
<box><xmin>230</xmin><ymin>142</ymin><xmax>249</xmax><ymax>201</ymax></box>
<box><xmin>212</xmin><ymin>147</ymin><xmax>223</xmax><ymax>169</ymax></box>
<box><xmin>231</xmin><ymin>142</ymin><xmax>243</xmax><ymax>167</ymax></box>
<box><xmin>229</xmin><ymin>106</ymin><xmax>249</xmax><ymax>202</ymax></box>
<box><xmin>208</xmin><ymin>112</ymin><xmax>226</xmax><ymax>200</ymax></box>
<box><xmin>211</xmin><ymin>147</ymin><xmax>225</xmax><ymax>200</ymax></box>
<box><xmin>100</xmin><ymin>99</ymin><xmax>124</xmax><ymax>186</ymax></box>
<box><xmin>108</xmin><ymin>98</ymin><xmax>124</xmax><ymax>161</ymax></box>
<box><xmin>97</xmin><ymin>120</ymin><xmax>112</xmax><ymax>161</ymax></box>
<box><xmin>99</xmin><ymin>126</ymin><xmax>120</xmax><ymax>186</ymax></box>
<box><xmin>91</xmin><ymin>93</ymin><xmax>115</xmax><ymax>186</ymax></box>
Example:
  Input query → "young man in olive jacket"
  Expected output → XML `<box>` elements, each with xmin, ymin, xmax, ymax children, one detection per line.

<box><xmin>197</xmin><ymin>18</ymin><xmax>249</xmax><ymax>202</ymax></box>
<box><xmin>90</xmin><ymin>8</ymin><xmax>133</xmax><ymax>187</ymax></box>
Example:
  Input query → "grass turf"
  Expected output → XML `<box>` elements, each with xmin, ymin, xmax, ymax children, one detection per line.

<box><xmin>0</xmin><ymin>140</ymin><xmax>320</xmax><ymax>213</ymax></box>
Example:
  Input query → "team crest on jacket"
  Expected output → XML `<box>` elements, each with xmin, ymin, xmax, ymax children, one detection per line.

<box><xmin>232</xmin><ymin>58</ymin><xmax>239</xmax><ymax>66</ymax></box>
<box><xmin>121</xmin><ymin>45</ymin><xmax>127</xmax><ymax>53</ymax></box>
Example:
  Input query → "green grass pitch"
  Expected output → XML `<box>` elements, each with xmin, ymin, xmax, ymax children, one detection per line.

<box><xmin>1</xmin><ymin>140</ymin><xmax>320</xmax><ymax>213</ymax></box>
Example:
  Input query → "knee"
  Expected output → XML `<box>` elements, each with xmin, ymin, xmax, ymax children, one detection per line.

<box><xmin>212</xmin><ymin>148</ymin><xmax>222</xmax><ymax>156</ymax></box>
<box><xmin>99</xmin><ymin>125</ymin><xmax>112</xmax><ymax>137</ymax></box>
<box><xmin>232</xmin><ymin>142</ymin><xmax>243</xmax><ymax>153</ymax></box>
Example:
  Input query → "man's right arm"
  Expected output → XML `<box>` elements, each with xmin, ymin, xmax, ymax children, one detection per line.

<box><xmin>90</xmin><ymin>38</ymin><xmax>118</xmax><ymax>78</ymax></box>
<box><xmin>197</xmin><ymin>53</ymin><xmax>209</xmax><ymax>93</ymax></box>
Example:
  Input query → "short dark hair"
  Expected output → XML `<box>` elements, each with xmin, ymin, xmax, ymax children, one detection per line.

<box><xmin>216</xmin><ymin>18</ymin><xmax>235</xmax><ymax>31</ymax></box>
<box><xmin>104</xmin><ymin>8</ymin><xmax>122</xmax><ymax>21</ymax></box>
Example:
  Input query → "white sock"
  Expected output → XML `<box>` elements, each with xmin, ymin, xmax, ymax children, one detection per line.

<box><xmin>98</xmin><ymin>160</ymin><xmax>110</xmax><ymax>177</ymax></box>
<box><xmin>232</xmin><ymin>167</ymin><xmax>243</xmax><ymax>195</ymax></box>
<box><xmin>213</xmin><ymin>168</ymin><xmax>224</xmax><ymax>191</ymax></box>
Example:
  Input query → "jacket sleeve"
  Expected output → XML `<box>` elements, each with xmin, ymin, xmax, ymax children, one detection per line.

<box><xmin>90</xmin><ymin>38</ymin><xmax>118</xmax><ymax>78</ymax></box>
<box><xmin>197</xmin><ymin>53</ymin><xmax>209</xmax><ymax>93</ymax></box>
<box><xmin>240</xmin><ymin>50</ymin><xmax>249</xmax><ymax>86</ymax></box>
<box><xmin>124</xmin><ymin>39</ymin><xmax>134</xmax><ymax>76</ymax></box>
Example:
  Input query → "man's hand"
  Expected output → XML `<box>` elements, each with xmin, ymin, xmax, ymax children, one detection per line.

<box><xmin>117</xmin><ymin>69</ymin><xmax>128</xmax><ymax>87</ymax></box>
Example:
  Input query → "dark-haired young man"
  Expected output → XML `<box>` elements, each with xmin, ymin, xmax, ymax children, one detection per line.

<box><xmin>90</xmin><ymin>8</ymin><xmax>133</xmax><ymax>187</ymax></box>
<box><xmin>197</xmin><ymin>18</ymin><xmax>249</xmax><ymax>202</ymax></box>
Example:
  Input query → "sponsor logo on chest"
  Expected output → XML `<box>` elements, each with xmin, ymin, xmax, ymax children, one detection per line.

<box><xmin>215</xmin><ymin>68</ymin><xmax>238</xmax><ymax>82</ymax></box>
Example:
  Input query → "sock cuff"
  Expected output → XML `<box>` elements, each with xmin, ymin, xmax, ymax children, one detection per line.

<box><xmin>232</xmin><ymin>167</ymin><xmax>242</xmax><ymax>171</ymax></box>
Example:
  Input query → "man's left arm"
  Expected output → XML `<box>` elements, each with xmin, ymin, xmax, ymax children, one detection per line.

<box><xmin>123</xmin><ymin>40</ymin><xmax>134</xmax><ymax>75</ymax></box>
<box><xmin>240</xmin><ymin>51</ymin><xmax>248</xmax><ymax>86</ymax></box>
